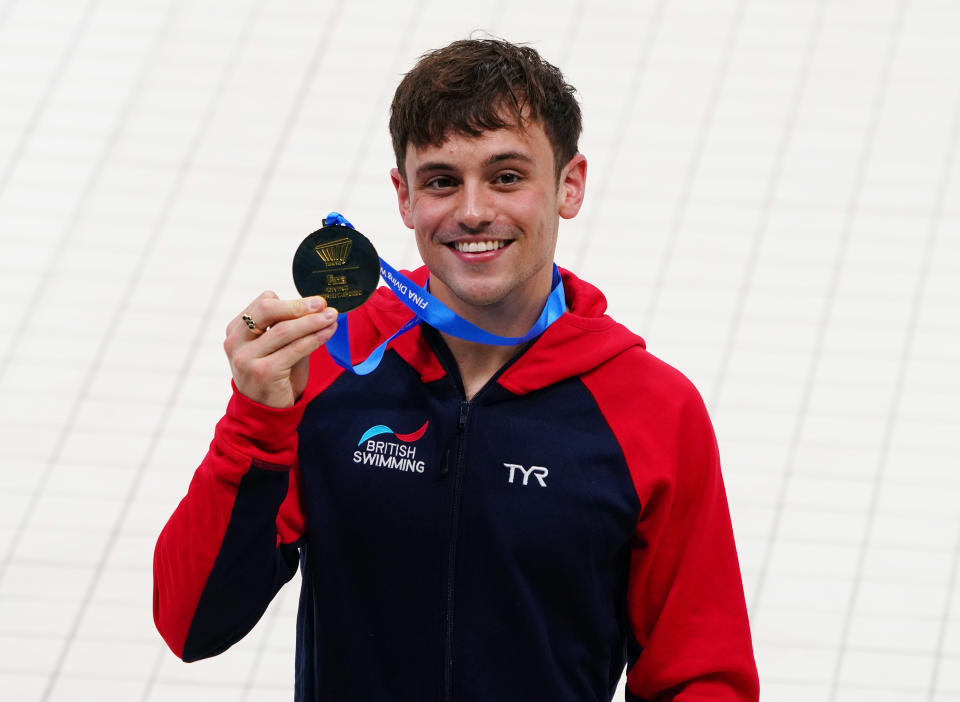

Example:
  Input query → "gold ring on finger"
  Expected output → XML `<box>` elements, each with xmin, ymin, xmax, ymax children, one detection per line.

<box><xmin>242</xmin><ymin>313</ymin><xmax>263</xmax><ymax>335</ymax></box>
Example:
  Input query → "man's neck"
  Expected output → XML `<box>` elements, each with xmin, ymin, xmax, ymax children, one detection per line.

<box><xmin>433</xmin><ymin>278</ymin><xmax>551</xmax><ymax>401</ymax></box>
<box><xmin>439</xmin><ymin>334</ymin><xmax>521</xmax><ymax>400</ymax></box>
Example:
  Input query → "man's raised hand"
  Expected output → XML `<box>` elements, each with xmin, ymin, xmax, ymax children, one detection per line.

<box><xmin>224</xmin><ymin>291</ymin><xmax>338</xmax><ymax>408</ymax></box>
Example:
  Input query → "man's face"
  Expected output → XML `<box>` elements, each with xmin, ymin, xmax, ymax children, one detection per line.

<box><xmin>391</xmin><ymin>120</ymin><xmax>586</xmax><ymax>320</ymax></box>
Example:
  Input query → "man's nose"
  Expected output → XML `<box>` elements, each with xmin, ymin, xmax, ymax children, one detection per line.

<box><xmin>456</xmin><ymin>182</ymin><xmax>494</xmax><ymax>232</ymax></box>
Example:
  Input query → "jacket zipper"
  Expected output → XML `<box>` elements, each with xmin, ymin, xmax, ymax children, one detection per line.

<box><xmin>440</xmin><ymin>400</ymin><xmax>468</xmax><ymax>475</ymax></box>
<box><xmin>420</xmin><ymin>324</ymin><xmax>535</xmax><ymax>702</ymax></box>
<box><xmin>443</xmin><ymin>399</ymin><xmax>470</xmax><ymax>702</ymax></box>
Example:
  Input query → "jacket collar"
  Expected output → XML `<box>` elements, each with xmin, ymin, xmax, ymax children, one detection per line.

<box><xmin>346</xmin><ymin>266</ymin><xmax>645</xmax><ymax>393</ymax></box>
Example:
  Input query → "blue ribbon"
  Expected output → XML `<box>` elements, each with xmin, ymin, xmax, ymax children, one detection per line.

<box><xmin>322</xmin><ymin>212</ymin><xmax>566</xmax><ymax>375</ymax></box>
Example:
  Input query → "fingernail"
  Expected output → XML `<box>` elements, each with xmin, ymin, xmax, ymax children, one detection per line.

<box><xmin>322</xmin><ymin>307</ymin><xmax>337</xmax><ymax>320</ymax></box>
<box><xmin>305</xmin><ymin>297</ymin><xmax>326</xmax><ymax>312</ymax></box>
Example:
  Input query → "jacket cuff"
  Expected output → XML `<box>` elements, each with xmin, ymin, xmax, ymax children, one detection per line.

<box><xmin>213</xmin><ymin>382</ymin><xmax>308</xmax><ymax>467</ymax></box>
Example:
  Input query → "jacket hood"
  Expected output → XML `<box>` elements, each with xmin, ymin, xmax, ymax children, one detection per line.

<box><xmin>346</xmin><ymin>266</ymin><xmax>646</xmax><ymax>395</ymax></box>
<box><xmin>498</xmin><ymin>267</ymin><xmax>646</xmax><ymax>395</ymax></box>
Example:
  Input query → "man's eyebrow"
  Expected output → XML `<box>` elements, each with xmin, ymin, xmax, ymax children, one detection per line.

<box><xmin>414</xmin><ymin>162</ymin><xmax>455</xmax><ymax>179</ymax></box>
<box><xmin>485</xmin><ymin>151</ymin><xmax>533</xmax><ymax>166</ymax></box>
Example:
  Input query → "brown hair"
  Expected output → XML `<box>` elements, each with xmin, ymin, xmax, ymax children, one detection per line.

<box><xmin>389</xmin><ymin>38</ymin><xmax>582</xmax><ymax>180</ymax></box>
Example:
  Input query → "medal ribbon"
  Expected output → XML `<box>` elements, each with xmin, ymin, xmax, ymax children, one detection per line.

<box><xmin>323</xmin><ymin>212</ymin><xmax>566</xmax><ymax>375</ymax></box>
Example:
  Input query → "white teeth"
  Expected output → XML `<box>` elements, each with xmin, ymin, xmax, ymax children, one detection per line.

<box><xmin>453</xmin><ymin>240</ymin><xmax>506</xmax><ymax>253</ymax></box>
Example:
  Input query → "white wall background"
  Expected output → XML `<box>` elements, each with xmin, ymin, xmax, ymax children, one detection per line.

<box><xmin>0</xmin><ymin>1</ymin><xmax>958</xmax><ymax>700</ymax></box>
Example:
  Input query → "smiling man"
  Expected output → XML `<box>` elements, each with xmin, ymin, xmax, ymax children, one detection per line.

<box><xmin>392</xmin><ymin>121</ymin><xmax>585</xmax><ymax>398</ymax></box>
<box><xmin>154</xmin><ymin>39</ymin><xmax>760</xmax><ymax>701</ymax></box>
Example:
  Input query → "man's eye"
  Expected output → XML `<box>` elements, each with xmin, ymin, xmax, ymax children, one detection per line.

<box><xmin>425</xmin><ymin>176</ymin><xmax>456</xmax><ymax>189</ymax></box>
<box><xmin>495</xmin><ymin>173</ymin><xmax>521</xmax><ymax>185</ymax></box>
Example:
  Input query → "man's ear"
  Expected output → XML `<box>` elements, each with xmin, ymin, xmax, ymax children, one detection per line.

<box><xmin>557</xmin><ymin>154</ymin><xmax>587</xmax><ymax>220</ymax></box>
<box><xmin>391</xmin><ymin>168</ymin><xmax>415</xmax><ymax>229</ymax></box>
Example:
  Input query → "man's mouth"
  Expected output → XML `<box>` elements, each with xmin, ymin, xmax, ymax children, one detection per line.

<box><xmin>450</xmin><ymin>240</ymin><xmax>508</xmax><ymax>253</ymax></box>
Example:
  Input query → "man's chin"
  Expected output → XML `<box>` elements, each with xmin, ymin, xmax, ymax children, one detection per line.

<box><xmin>444</xmin><ymin>279</ymin><xmax>512</xmax><ymax>312</ymax></box>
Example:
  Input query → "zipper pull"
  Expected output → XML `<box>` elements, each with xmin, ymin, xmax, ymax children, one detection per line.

<box><xmin>440</xmin><ymin>402</ymin><xmax>470</xmax><ymax>475</ymax></box>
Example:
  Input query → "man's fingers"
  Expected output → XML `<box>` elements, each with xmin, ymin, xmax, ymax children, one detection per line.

<box><xmin>224</xmin><ymin>292</ymin><xmax>338</xmax><ymax>407</ymax></box>
<box><xmin>226</xmin><ymin>298</ymin><xmax>339</xmax><ymax>388</ymax></box>
<box><xmin>230</xmin><ymin>293</ymin><xmax>328</xmax><ymax>336</ymax></box>
<box><xmin>228</xmin><ymin>291</ymin><xmax>278</xmax><ymax>336</ymax></box>
<box><xmin>265</xmin><ymin>319</ymin><xmax>339</xmax><ymax>371</ymax></box>
<box><xmin>230</xmin><ymin>318</ymin><xmax>336</xmax><ymax>385</ymax></box>
<box><xmin>250</xmin><ymin>307</ymin><xmax>339</xmax><ymax>357</ymax></box>
<box><xmin>254</xmin><ymin>295</ymin><xmax>328</xmax><ymax>330</ymax></box>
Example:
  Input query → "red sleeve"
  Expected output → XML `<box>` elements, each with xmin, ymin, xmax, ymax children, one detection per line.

<box><xmin>583</xmin><ymin>351</ymin><xmax>759</xmax><ymax>701</ymax></box>
<box><xmin>152</xmin><ymin>384</ymin><xmax>308</xmax><ymax>660</ymax></box>
<box><xmin>152</xmin><ymin>295</ymin><xmax>408</xmax><ymax>660</ymax></box>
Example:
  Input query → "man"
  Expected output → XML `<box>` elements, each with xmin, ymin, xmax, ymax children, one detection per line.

<box><xmin>154</xmin><ymin>38</ymin><xmax>759</xmax><ymax>701</ymax></box>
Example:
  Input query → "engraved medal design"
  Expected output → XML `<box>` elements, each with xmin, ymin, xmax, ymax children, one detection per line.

<box><xmin>292</xmin><ymin>225</ymin><xmax>380</xmax><ymax>311</ymax></box>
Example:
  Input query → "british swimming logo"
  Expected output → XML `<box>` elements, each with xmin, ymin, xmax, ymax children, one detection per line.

<box><xmin>353</xmin><ymin>420</ymin><xmax>429</xmax><ymax>473</ymax></box>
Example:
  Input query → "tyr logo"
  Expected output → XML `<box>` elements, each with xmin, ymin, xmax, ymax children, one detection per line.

<box><xmin>503</xmin><ymin>463</ymin><xmax>549</xmax><ymax>487</ymax></box>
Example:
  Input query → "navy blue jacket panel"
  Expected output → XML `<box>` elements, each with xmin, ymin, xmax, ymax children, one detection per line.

<box><xmin>294</xmin><ymin>329</ymin><xmax>639</xmax><ymax>701</ymax></box>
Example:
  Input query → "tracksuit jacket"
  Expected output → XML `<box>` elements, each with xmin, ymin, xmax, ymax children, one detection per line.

<box><xmin>153</xmin><ymin>267</ymin><xmax>760</xmax><ymax>701</ymax></box>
